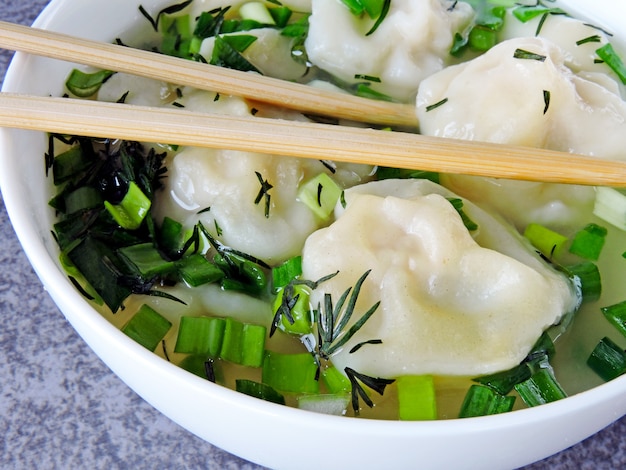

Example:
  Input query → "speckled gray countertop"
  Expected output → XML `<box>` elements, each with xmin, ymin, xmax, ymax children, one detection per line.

<box><xmin>1</xmin><ymin>1</ymin><xmax>626</xmax><ymax>469</ymax></box>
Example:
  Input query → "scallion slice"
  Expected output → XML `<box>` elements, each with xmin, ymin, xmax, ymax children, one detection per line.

<box><xmin>272</xmin><ymin>284</ymin><xmax>312</xmax><ymax>335</ymax></box>
<box><xmin>121</xmin><ymin>304</ymin><xmax>172</xmax><ymax>351</ymax></box>
<box><xmin>104</xmin><ymin>181</ymin><xmax>152</xmax><ymax>230</ymax></box>
<box><xmin>565</xmin><ymin>261</ymin><xmax>601</xmax><ymax>303</ymax></box>
<box><xmin>321</xmin><ymin>364</ymin><xmax>352</xmax><ymax>393</ymax></box>
<box><xmin>523</xmin><ymin>223</ymin><xmax>568</xmax><ymax>258</ymax></box>
<box><xmin>175</xmin><ymin>253</ymin><xmax>224</xmax><ymax>287</ymax></box>
<box><xmin>65</xmin><ymin>69</ymin><xmax>115</xmax><ymax>97</ymax></box>
<box><xmin>118</xmin><ymin>242</ymin><xmax>176</xmax><ymax>278</ymax></box>
<box><xmin>596</xmin><ymin>43</ymin><xmax>626</xmax><ymax>84</ymax></box>
<box><xmin>236</xmin><ymin>379</ymin><xmax>286</xmax><ymax>405</ymax></box>
<box><xmin>514</xmin><ymin>367</ymin><xmax>567</xmax><ymax>407</ymax></box>
<box><xmin>396</xmin><ymin>375</ymin><xmax>437</xmax><ymax>421</ymax></box>
<box><xmin>593</xmin><ymin>187</ymin><xmax>626</xmax><ymax>230</ymax></box>
<box><xmin>297</xmin><ymin>173</ymin><xmax>343</xmax><ymax>220</ymax></box>
<box><xmin>262</xmin><ymin>351</ymin><xmax>320</xmax><ymax>394</ymax></box>
<box><xmin>239</xmin><ymin>2</ymin><xmax>276</xmax><ymax>25</ymax></box>
<box><xmin>458</xmin><ymin>384</ymin><xmax>515</xmax><ymax>418</ymax></box>
<box><xmin>587</xmin><ymin>337</ymin><xmax>626</xmax><ymax>381</ymax></box>
<box><xmin>568</xmin><ymin>223</ymin><xmax>607</xmax><ymax>261</ymax></box>
<box><xmin>297</xmin><ymin>393</ymin><xmax>350</xmax><ymax>415</ymax></box>
<box><xmin>174</xmin><ymin>316</ymin><xmax>226</xmax><ymax>356</ymax></box>
<box><xmin>272</xmin><ymin>256</ymin><xmax>302</xmax><ymax>290</ymax></box>
<box><xmin>601</xmin><ymin>300</ymin><xmax>626</xmax><ymax>338</ymax></box>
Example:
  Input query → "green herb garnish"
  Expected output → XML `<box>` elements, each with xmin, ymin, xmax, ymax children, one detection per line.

<box><xmin>513</xmin><ymin>48</ymin><xmax>547</xmax><ymax>61</ymax></box>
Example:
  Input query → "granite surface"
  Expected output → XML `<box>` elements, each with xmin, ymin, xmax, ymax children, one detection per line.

<box><xmin>1</xmin><ymin>1</ymin><xmax>626</xmax><ymax>469</ymax></box>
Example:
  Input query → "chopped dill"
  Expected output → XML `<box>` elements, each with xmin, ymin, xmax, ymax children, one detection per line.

<box><xmin>254</xmin><ymin>171</ymin><xmax>273</xmax><ymax>218</ymax></box>
<box><xmin>345</xmin><ymin>367</ymin><xmax>395</xmax><ymax>414</ymax></box>
<box><xmin>426</xmin><ymin>97</ymin><xmax>448</xmax><ymax>112</ymax></box>
<box><xmin>513</xmin><ymin>48</ymin><xmax>547</xmax><ymax>61</ymax></box>
<box><xmin>576</xmin><ymin>35</ymin><xmax>602</xmax><ymax>46</ymax></box>
<box><xmin>543</xmin><ymin>90</ymin><xmax>551</xmax><ymax>114</ymax></box>
<box><xmin>349</xmin><ymin>339</ymin><xmax>383</xmax><ymax>354</ymax></box>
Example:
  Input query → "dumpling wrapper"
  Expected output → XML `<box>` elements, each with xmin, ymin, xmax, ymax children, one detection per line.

<box><xmin>302</xmin><ymin>179</ymin><xmax>580</xmax><ymax>377</ymax></box>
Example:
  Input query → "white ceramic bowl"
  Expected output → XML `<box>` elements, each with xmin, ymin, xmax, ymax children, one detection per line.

<box><xmin>2</xmin><ymin>1</ymin><xmax>626</xmax><ymax>468</ymax></box>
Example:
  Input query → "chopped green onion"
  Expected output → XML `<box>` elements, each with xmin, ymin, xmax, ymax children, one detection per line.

<box><xmin>241</xmin><ymin>323</ymin><xmax>267</xmax><ymax>368</ymax></box>
<box><xmin>262</xmin><ymin>351</ymin><xmax>320</xmax><ymax>394</ymax></box>
<box><xmin>67</xmin><ymin>236</ymin><xmax>132</xmax><ymax>313</ymax></box>
<box><xmin>297</xmin><ymin>393</ymin><xmax>350</xmax><ymax>415</ymax></box>
<box><xmin>63</xmin><ymin>186</ymin><xmax>103</xmax><ymax>215</ymax></box>
<box><xmin>523</xmin><ymin>223</ymin><xmax>568</xmax><ymax>258</ymax></box>
<box><xmin>174</xmin><ymin>316</ymin><xmax>226</xmax><ymax>356</ymax></box>
<box><xmin>121</xmin><ymin>304</ymin><xmax>172</xmax><ymax>351</ymax></box>
<box><xmin>568</xmin><ymin>223</ymin><xmax>607</xmax><ymax>261</ymax></box>
<box><xmin>104</xmin><ymin>181</ymin><xmax>152</xmax><ymax>230</ymax></box>
<box><xmin>514</xmin><ymin>367</ymin><xmax>567</xmax><ymax>407</ymax></box>
<box><xmin>175</xmin><ymin>253</ymin><xmax>224</xmax><ymax>287</ymax></box>
<box><xmin>512</xmin><ymin>5</ymin><xmax>565</xmax><ymax>23</ymax></box>
<box><xmin>396</xmin><ymin>375</ymin><xmax>437</xmax><ymax>421</ymax></box>
<box><xmin>272</xmin><ymin>255</ymin><xmax>302</xmax><ymax>290</ymax></box>
<box><xmin>565</xmin><ymin>261</ymin><xmax>601</xmax><ymax>303</ymax></box>
<box><xmin>52</xmin><ymin>145</ymin><xmax>91</xmax><ymax>185</ymax></box>
<box><xmin>269</xmin><ymin>6</ymin><xmax>293</xmax><ymax>28</ymax></box>
<box><xmin>593</xmin><ymin>187</ymin><xmax>626</xmax><ymax>230</ymax></box>
<box><xmin>458</xmin><ymin>384</ymin><xmax>515</xmax><ymax>418</ymax></box>
<box><xmin>65</xmin><ymin>69</ymin><xmax>115</xmax><ymax>97</ymax></box>
<box><xmin>220</xmin><ymin>317</ymin><xmax>245</xmax><ymax>364</ymax></box>
<box><xmin>601</xmin><ymin>300</ymin><xmax>626</xmax><ymax>338</ymax></box>
<box><xmin>272</xmin><ymin>284</ymin><xmax>311</xmax><ymax>335</ymax></box>
<box><xmin>118</xmin><ymin>243</ymin><xmax>176</xmax><ymax>278</ymax></box>
<box><xmin>596</xmin><ymin>43</ymin><xmax>626</xmax><ymax>84</ymax></box>
<box><xmin>236</xmin><ymin>379</ymin><xmax>286</xmax><ymax>405</ymax></box>
<box><xmin>210</xmin><ymin>35</ymin><xmax>260</xmax><ymax>72</ymax></box>
<box><xmin>321</xmin><ymin>364</ymin><xmax>352</xmax><ymax>393</ymax></box>
<box><xmin>298</xmin><ymin>173</ymin><xmax>343</xmax><ymax>220</ymax></box>
<box><xmin>159</xmin><ymin>217</ymin><xmax>184</xmax><ymax>254</ymax></box>
<box><xmin>587</xmin><ymin>337</ymin><xmax>626</xmax><ymax>381</ymax></box>
<box><xmin>468</xmin><ymin>26</ymin><xmax>497</xmax><ymax>51</ymax></box>
<box><xmin>474</xmin><ymin>333</ymin><xmax>555</xmax><ymax>395</ymax></box>
<box><xmin>179</xmin><ymin>355</ymin><xmax>223</xmax><ymax>382</ymax></box>
<box><xmin>219</xmin><ymin>318</ymin><xmax>267</xmax><ymax>367</ymax></box>
<box><xmin>239</xmin><ymin>2</ymin><xmax>276</xmax><ymax>25</ymax></box>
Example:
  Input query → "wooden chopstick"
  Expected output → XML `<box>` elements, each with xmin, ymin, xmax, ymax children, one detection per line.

<box><xmin>1</xmin><ymin>92</ymin><xmax>625</xmax><ymax>187</ymax></box>
<box><xmin>0</xmin><ymin>20</ymin><xmax>417</xmax><ymax>128</ymax></box>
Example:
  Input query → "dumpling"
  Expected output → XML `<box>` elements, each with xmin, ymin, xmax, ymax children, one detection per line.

<box><xmin>305</xmin><ymin>0</ymin><xmax>474</xmax><ymax>103</ymax></box>
<box><xmin>416</xmin><ymin>36</ymin><xmax>626</xmax><ymax>154</ymax></box>
<box><xmin>301</xmin><ymin>179</ymin><xmax>580</xmax><ymax>377</ymax></box>
<box><xmin>153</xmin><ymin>89</ymin><xmax>373</xmax><ymax>263</ymax></box>
<box><xmin>416</xmin><ymin>36</ymin><xmax>626</xmax><ymax>229</ymax></box>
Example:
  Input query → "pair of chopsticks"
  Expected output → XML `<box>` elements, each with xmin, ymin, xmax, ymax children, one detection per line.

<box><xmin>0</xmin><ymin>20</ymin><xmax>625</xmax><ymax>187</ymax></box>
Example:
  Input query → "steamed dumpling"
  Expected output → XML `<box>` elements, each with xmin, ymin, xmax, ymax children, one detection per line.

<box><xmin>305</xmin><ymin>0</ymin><xmax>474</xmax><ymax>102</ymax></box>
<box><xmin>152</xmin><ymin>90</ymin><xmax>373</xmax><ymax>263</ymax></box>
<box><xmin>302</xmin><ymin>179</ymin><xmax>580</xmax><ymax>377</ymax></box>
<box><xmin>417</xmin><ymin>36</ymin><xmax>626</xmax><ymax>154</ymax></box>
<box><xmin>417</xmin><ymin>35</ymin><xmax>626</xmax><ymax>229</ymax></box>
